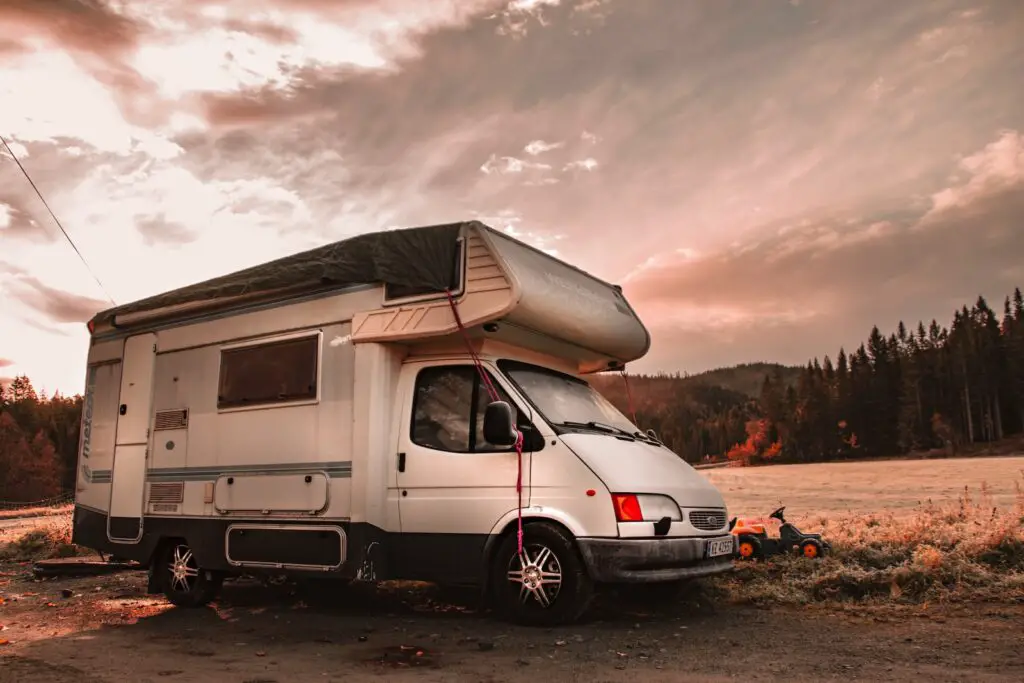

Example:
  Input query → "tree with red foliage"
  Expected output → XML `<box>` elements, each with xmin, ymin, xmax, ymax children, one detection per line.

<box><xmin>726</xmin><ymin>418</ymin><xmax>783</xmax><ymax>467</ymax></box>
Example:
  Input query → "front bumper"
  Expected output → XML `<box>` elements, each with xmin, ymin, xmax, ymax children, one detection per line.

<box><xmin>576</xmin><ymin>534</ymin><xmax>736</xmax><ymax>583</ymax></box>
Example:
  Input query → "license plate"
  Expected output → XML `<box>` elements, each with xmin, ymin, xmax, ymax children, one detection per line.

<box><xmin>706</xmin><ymin>538</ymin><xmax>733</xmax><ymax>558</ymax></box>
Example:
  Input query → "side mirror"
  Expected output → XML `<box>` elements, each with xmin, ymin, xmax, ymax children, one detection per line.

<box><xmin>483</xmin><ymin>400</ymin><xmax>517</xmax><ymax>446</ymax></box>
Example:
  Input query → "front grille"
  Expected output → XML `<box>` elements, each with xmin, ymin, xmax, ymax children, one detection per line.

<box><xmin>689</xmin><ymin>509</ymin><xmax>728</xmax><ymax>531</ymax></box>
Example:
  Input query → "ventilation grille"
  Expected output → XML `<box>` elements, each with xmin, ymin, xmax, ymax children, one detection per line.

<box><xmin>154</xmin><ymin>409</ymin><xmax>189</xmax><ymax>431</ymax></box>
<box><xmin>149</xmin><ymin>482</ymin><xmax>184</xmax><ymax>504</ymax></box>
<box><xmin>151</xmin><ymin>503</ymin><xmax>179</xmax><ymax>513</ymax></box>
<box><xmin>689</xmin><ymin>509</ymin><xmax>728</xmax><ymax>531</ymax></box>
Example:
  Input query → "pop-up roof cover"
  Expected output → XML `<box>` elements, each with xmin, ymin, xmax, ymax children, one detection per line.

<box><xmin>90</xmin><ymin>221</ymin><xmax>467</xmax><ymax>328</ymax></box>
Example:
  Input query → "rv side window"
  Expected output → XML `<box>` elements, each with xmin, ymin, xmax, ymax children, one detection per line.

<box><xmin>217</xmin><ymin>335</ymin><xmax>319</xmax><ymax>409</ymax></box>
<box><xmin>411</xmin><ymin>366</ymin><xmax>520</xmax><ymax>453</ymax></box>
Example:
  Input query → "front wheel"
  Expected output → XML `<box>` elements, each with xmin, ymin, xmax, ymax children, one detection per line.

<box><xmin>490</xmin><ymin>522</ymin><xmax>593</xmax><ymax>626</ymax></box>
<box><xmin>158</xmin><ymin>541</ymin><xmax>222</xmax><ymax>607</ymax></box>
<box><xmin>736</xmin><ymin>534</ymin><xmax>763</xmax><ymax>560</ymax></box>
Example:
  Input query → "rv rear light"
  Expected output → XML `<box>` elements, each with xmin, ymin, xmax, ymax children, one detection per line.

<box><xmin>611</xmin><ymin>493</ymin><xmax>643</xmax><ymax>522</ymax></box>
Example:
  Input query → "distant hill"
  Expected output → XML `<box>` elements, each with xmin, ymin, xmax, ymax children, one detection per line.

<box><xmin>615</xmin><ymin>362</ymin><xmax>802</xmax><ymax>398</ymax></box>
<box><xmin>675</xmin><ymin>362</ymin><xmax>802</xmax><ymax>398</ymax></box>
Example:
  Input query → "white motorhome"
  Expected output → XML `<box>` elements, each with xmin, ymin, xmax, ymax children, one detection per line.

<box><xmin>72</xmin><ymin>220</ymin><xmax>734</xmax><ymax>625</ymax></box>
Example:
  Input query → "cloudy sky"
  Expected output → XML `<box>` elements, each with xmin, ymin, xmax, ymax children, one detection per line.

<box><xmin>2</xmin><ymin>0</ymin><xmax>1023</xmax><ymax>395</ymax></box>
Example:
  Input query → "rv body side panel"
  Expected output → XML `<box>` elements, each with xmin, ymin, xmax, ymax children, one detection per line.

<box><xmin>75</xmin><ymin>311</ymin><xmax>359</xmax><ymax>574</ymax></box>
<box><xmin>345</xmin><ymin>342</ymin><xmax>406</xmax><ymax>580</ymax></box>
<box><xmin>350</xmin><ymin>342</ymin><xmax>406</xmax><ymax>530</ymax></box>
<box><xmin>145</xmin><ymin>320</ymin><xmax>356</xmax><ymax>521</ymax></box>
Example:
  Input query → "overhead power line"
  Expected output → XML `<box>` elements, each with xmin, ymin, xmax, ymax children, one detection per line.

<box><xmin>1</xmin><ymin>134</ymin><xmax>116</xmax><ymax>306</ymax></box>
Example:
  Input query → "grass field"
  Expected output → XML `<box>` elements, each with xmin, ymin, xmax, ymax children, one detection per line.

<box><xmin>703</xmin><ymin>455</ymin><xmax>1024</xmax><ymax>520</ymax></box>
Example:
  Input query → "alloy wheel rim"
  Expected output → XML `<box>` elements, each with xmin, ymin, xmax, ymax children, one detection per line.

<box><xmin>169</xmin><ymin>544</ymin><xmax>199</xmax><ymax>593</ymax></box>
<box><xmin>507</xmin><ymin>543</ymin><xmax>562</xmax><ymax>608</ymax></box>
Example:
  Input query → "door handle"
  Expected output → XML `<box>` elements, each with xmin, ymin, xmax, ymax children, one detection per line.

<box><xmin>397</xmin><ymin>452</ymin><xmax>406</xmax><ymax>473</ymax></box>
<box><xmin>119</xmin><ymin>404</ymin><xmax>127</xmax><ymax>415</ymax></box>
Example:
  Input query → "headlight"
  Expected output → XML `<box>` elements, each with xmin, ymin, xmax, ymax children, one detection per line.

<box><xmin>611</xmin><ymin>493</ymin><xmax>682</xmax><ymax>522</ymax></box>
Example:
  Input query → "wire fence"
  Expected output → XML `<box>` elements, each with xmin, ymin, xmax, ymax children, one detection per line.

<box><xmin>0</xmin><ymin>492</ymin><xmax>75</xmax><ymax>512</ymax></box>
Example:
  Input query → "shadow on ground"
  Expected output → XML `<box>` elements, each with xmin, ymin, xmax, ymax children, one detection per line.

<box><xmin>2</xmin><ymin>570</ymin><xmax>1023</xmax><ymax>683</ymax></box>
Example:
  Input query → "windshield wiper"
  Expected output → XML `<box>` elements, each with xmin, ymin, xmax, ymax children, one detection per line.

<box><xmin>560</xmin><ymin>421</ymin><xmax>636</xmax><ymax>440</ymax></box>
<box><xmin>633</xmin><ymin>430</ymin><xmax>662</xmax><ymax>445</ymax></box>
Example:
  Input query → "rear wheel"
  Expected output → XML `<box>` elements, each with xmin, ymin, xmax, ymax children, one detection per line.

<box><xmin>159</xmin><ymin>541</ymin><xmax>222</xmax><ymax>607</ymax></box>
<box><xmin>800</xmin><ymin>538</ymin><xmax>825</xmax><ymax>559</ymax></box>
<box><xmin>490</xmin><ymin>522</ymin><xmax>593</xmax><ymax>626</ymax></box>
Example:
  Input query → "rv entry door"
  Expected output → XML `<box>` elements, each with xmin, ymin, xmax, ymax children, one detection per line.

<box><xmin>107</xmin><ymin>332</ymin><xmax>157</xmax><ymax>543</ymax></box>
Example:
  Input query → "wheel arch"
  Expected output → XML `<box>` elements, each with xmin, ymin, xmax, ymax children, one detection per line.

<box><xmin>480</xmin><ymin>512</ymin><xmax>586</xmax><ymax>594</ymax></box>
<box><xmin>145</xmin><ymin>535</ymin><xmax>187</xmax><ymax>593</ymax></box>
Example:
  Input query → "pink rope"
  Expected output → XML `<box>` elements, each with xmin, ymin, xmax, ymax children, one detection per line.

<box><xmin>445</xmin><ymin>290</ymin><xmax>524</xmax><ymax>555</ymax></box>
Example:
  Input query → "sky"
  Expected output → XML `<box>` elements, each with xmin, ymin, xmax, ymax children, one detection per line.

<box><xmin>1</xmin><ymin>0</ymin><xmax>1023</xmax><ymax>396</ymax></box>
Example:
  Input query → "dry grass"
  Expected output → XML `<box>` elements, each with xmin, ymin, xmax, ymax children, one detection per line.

<box><xmin>0</xmin><ymin>513</ymin><xmax>85</xmax><ymax>562</ymax></box>
<box><xmin>713</xmin><ymin>474</ymin><xmax>1024</xmax><ymax>606</ymax></box>
<box><xmin>0</xmin><ymin>503</ymin><xmax>73</xmax><ymax>520</ymax></box>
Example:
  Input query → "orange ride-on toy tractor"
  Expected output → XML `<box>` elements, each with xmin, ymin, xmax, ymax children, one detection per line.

<box><xmin>728</xmin><ymin>506</ymin><xmax>830</xmax><ymax>561</ymax></box>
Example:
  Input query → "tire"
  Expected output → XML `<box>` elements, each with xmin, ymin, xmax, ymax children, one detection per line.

<box><xmin>736</xmin><ymin>534</ymin><xmax>762</xmax><ymax>561</ymax></box>
<box><xmin>490</xmin><ymin>522</ymin><xmax>593</xmax><ymax>626</ymax></box>
<box><xmin>799</xmin><ymin>538</ymin><xmax>825</xmax><ymax>559</ymax></box>
<box><xmin>158</xmin><ymin>540</ymin><xmax>222</xmax><ymax>608</ymax></box>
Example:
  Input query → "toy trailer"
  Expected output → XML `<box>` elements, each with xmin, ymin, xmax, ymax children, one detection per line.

<box><xmin>71</xmin><ymin>220</ymin><xmax>734</xmax><ymax>625</ymax></box>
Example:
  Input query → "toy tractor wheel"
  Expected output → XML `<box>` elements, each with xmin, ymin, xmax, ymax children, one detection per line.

<box><xmin>799</xmin><ymin>538</ymin><xmax>825</xmax><ymax>559</ymax></box>
<box><xmin>736</xmin><ymin>535</ymin><xmax>762</xmax><ymax>561</ymax></box>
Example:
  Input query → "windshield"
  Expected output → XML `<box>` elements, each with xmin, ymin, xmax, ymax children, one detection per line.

<box><xmin>497</xmin><ymin>360</ymin><xmax>638</xmax><ymax>435</ymax></box>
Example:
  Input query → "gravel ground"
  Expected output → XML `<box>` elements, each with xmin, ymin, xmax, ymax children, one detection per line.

<box><xmin>2</xmin><ymin>562</ymin><xmax>1023</xmax><ymax>682</ymax></box>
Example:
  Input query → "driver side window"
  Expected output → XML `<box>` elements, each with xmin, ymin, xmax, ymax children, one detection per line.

<box><xmin>411</xmin><ymin>365</ymin><xmax>523</xmax><ymax>453</ymax></box>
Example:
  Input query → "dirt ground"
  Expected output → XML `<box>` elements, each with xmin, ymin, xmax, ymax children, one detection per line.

<box><xmin>703</xmin><ymin>455</ymin><xmax>1024</xmax><ymax>520</ymax></box>
<box><xmin>2</xmin><ymin>562</ymin><xmax>1022</xmax><ymax>682</ymax></box>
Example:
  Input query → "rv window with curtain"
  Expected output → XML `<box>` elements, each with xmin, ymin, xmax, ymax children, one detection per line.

<box><xmin>217</xmin><ymin>335</ymin><xmax>319</xmax><ymax>409</ymax></box>
<box><xmin>411</xmin><ymin>366</ymin><xmax>519</xmax><ymax>453</ymax></box>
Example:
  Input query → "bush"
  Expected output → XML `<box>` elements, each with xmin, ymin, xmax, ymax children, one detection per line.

<box><xmin>0</xmin><ymin>513</ymin><xmax>85</xmax><ymax>562</ymax></box>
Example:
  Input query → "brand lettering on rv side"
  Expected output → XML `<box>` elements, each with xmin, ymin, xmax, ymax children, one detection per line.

<box><xmin>81</xmin><ymin>367</ymin><xmax>96</xmax><ymax>459</ymax></box>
